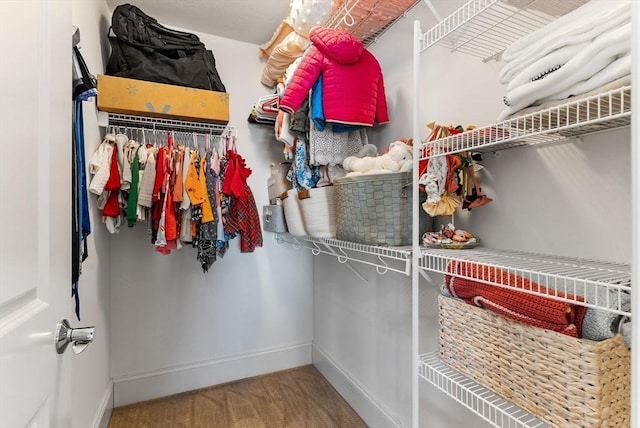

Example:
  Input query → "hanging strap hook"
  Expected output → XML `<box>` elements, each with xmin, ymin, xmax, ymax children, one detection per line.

<box><xmin>336</xmin><ymin>246</ymin><xmax>349</xmax><ymax>264</ymax></box>
<box><xmin>375</xmin><ymin>255</ymin><xmax>389</xmax><ymax>275</ymax></box>
<box><xmin>310</xmin><ymin>240</ymin><xmax>322</xmax><ymax>256</ymax></box>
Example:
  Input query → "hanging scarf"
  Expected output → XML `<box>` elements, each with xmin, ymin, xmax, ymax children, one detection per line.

<box><xmin>71</xmin><ymin>34</ymin><xmax>96</xmax><ymax>320</ymax></box>
<box><xmin>72</xmin><ymin>99</ymin><xmax>91</xmax><ymax>321</ymax></box>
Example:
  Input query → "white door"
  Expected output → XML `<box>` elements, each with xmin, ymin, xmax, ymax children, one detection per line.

<box><xmin>0</xmin><ymin>1</ymin><xmax>74</xmax><ymax>427</ymax></box>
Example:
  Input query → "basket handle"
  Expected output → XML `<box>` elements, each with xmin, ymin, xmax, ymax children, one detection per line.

<box><xmin>298</xmin><ymin>189</ymin><xmax>310</xmax><ymax>200</ymax></box>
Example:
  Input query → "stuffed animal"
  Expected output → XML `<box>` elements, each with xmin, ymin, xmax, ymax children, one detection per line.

<box><xmin>342</xmin><ymin>141</ymin><xmax>413</xmax><ymax>176</ymax></box>
<box><xmin>288</xmin><ymin>0</ymin><xmax>335</xmax><ymax>37</ymax></box>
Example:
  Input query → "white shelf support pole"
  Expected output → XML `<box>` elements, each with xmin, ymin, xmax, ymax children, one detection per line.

<box><xmin>411</xmin><ymin>19</ymin><xmax>422</xmax><ymax>428</ymax></box>
<box><xmin>631</xmin><ymin>2</ymin><xmax>639</xmax><ymax>428</ymax></box>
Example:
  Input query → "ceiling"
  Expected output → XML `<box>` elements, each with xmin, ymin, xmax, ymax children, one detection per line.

<box><xmin>104</xmin><ymin>0</ymin><xmax>293</xmax><ymax>46</ymax></box>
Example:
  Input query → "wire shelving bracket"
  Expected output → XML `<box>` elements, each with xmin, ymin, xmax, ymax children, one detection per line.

<box><xmin>275</xmin><ymin>234</ymin><xmax>412</xmax><ymax>276</ymax></box>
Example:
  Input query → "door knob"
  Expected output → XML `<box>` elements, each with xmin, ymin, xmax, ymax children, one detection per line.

<box><xmin>55</xmin><ymin>319</ymin><xmax>95</xmax><ymax>354</ymax></box>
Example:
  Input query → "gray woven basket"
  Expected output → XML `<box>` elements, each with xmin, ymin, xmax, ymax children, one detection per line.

<box><xmin>334</xmin><ymin>172</ymin><xmax>430</xmax><ymax>246</ymax></box>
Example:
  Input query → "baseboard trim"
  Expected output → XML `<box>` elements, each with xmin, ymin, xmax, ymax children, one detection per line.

<box><xmin>113</xmin><ymin>342</ymin><xmax>312</xmax><ymax>407</ymax></box>
<box><xmin>92</xmin><ymin>382</ymin><xmax>113</xmax><ymax>428</ymax></box>
<box><xmin>312</xmin><ymin>344</ymin><xmax>402</xmax><ymax>428</ymax></box>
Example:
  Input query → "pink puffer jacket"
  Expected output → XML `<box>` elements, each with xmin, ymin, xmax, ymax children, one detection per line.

<box><xmin>279</xmin><ymin>27</ymin><xmax>389</xmax><ymax>127</ymax></box>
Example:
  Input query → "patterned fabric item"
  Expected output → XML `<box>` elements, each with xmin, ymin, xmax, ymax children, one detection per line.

<box><xmin>195</xmin><ymin>158</ymin><xmax>218</xmax><ymax>272</ymax></box>
<box><xmin>445</xmin><ymin>260</ymin><xmax>587</xmax><ymax>337</ymax></box>
<box><xmin>309</xmin><ymin>121</ymin><xmax>367</xmax><ymax>166</ymax></box>
<box><xmin>215</xmin><ymin>155</ymin><xmax>233</xmax><ymax>258</ymax></box>
<box><xmin>225</xmin><ymin>184</ymin><xmax>263</xmax><ymax>253</ymax></box>
<box><xmin>288</xmin><ymin>138</ymin><xmax>319</xmax><ymax>190</ymax></box>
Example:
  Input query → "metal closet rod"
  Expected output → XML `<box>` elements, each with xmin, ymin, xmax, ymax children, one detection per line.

<box><xmin>104</xmin><ymin>112</ymin><xmax>234</xmax><ymax>136</ymax></box>
<box><xmin>105</xmin><ymin>127</ymin><xmax>235</xmax><ymax>150</ymax></box>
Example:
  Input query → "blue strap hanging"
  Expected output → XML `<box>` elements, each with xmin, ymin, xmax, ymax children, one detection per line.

<box><xmin>71</xmin><ymin>38</ymin><xmax>95</xmax><ymax>320</ymax></box>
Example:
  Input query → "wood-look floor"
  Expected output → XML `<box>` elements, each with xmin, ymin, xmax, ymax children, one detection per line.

<box><xmin>108</xmin><ymin>365</ymin><xmax>367</xmax><ymax>428</ymax></box>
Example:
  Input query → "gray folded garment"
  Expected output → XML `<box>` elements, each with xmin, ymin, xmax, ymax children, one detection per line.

<box><xmin>621</xmin><ymin>319</ymin><xmax>631</xmax><ymax>348</ymax></box>
<box><xmin>575</xmin><ymin>283</ymin><xmax>631</xmax><ymax>342</ymax></box>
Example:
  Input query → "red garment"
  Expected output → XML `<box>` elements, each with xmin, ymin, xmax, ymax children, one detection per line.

<box><xmin>445</xmin><ymin>155</ymin><xmax>462</xmax><ymax>194</ymax></box>
<box><xmin>445</xmin><ymin>260</ymin><xmax>587</xmax><ymax>337</ymax></box>
<box><xmin>163</xmin><ymin>179</ymin><xmax>178</xmax><ymax>241</ymax></box>
<box><xmin>224</xmin><ymin>184</ymin><xmax>262</xmax><ymax>253</ymax></box>
<box><xmin>279</xmin><ymin>27</ymin><xmax>389</xmax><ymax>127</ymax></box>
<box><xmin>104</xmin><ymin>145</ymin><xmax>121</xmax><ymax>191</ymax></box>
<box><xmin>152</xmin><ymin>147</ymin><xmax>167</xmax><ymax>204</ymax></box>
<box><xmin>102</xmin><ymin>191</ymin><xmax>120</xmax><ymax>217</ymax></box>
<box><xmin>150</xmin><ymin>148</ymin><xmax>168</xmax><ymax>242</ymax></box>
<box><xmin>222</xmin><ymin>151</ymin><xmax>252</xmax><ymax>197</ymax></box>
<box><xmin>102</xmin><ymin>147</ymin><xmax>121</xmax><ymax>217</ymax></box>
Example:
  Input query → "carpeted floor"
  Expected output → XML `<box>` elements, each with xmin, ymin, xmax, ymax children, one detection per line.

<box><xmin>108</xmin><ymin>365</ymin><xmax>367</xmax><ymax>428</ymax></box>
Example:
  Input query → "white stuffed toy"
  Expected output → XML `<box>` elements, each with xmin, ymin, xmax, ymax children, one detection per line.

<box><xmin>343</xmin><ymin>141</ymin><xmax>413</xmax><ymax>176</ymax></box>
<box><xmin>289</xmin><ymin>0</ymin><xmax>335</xmax><ymax>37</ymax></box>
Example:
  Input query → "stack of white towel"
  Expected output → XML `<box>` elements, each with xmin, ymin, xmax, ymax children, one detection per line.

<box><xmin>497</xmin><ymin>0</ymin><xmax>631</xmax><ymax>121</ymax></box>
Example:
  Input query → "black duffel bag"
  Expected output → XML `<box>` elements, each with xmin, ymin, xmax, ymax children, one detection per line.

<box><xmin>106</xmin><ymin>3</ymin><xmax>226</xmax><ymax>92</ymax></box>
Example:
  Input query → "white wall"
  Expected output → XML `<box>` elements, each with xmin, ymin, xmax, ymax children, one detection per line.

<box><xmin>313</xmin><ymin>1</ymin><xmax>632</xmax><ymax>427</ymax></box>
<box><xmin>106</xmin><ymin>28</ymin><xmax>314</xmax><ymax>406</ymax></box>
<box><xmin>71</xmin><ymin>1</ymin><xmax>114</xmax><ymax>427</ymax></box>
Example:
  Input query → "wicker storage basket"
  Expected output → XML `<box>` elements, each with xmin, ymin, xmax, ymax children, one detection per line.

<box><xmin>438</xmin><ymin>295</ymin><xmax>630</xmax><ymax>428</ymax></box>
<box><xmin>281</xmin><ymin>189</ymin><xmax>307</xmax><ymax>236</ymax></box>
<box><xmin>334</xmin><ymin>172</ymin><xmax>431</xmax><ymax>246</ymax></box>
<box><xmin>298</xmin><ymin>186</ymin><xmax>336</xmax><ymax>238</ymax></box>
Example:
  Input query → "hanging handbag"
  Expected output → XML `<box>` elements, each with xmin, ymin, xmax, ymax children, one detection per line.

<box><xmin>262</xmin><ymin>204</ymin><xmax>288</xmax><ymax>233</ymax></box>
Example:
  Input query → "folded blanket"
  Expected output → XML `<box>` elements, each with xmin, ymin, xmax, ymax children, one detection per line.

<box><xmin>445</xmin><ymin>260</ymin><xmax>587</xmax><ymax>337</ymax></box>
<box><xmin>536</xmin><ymin>54</ymin><xmax>631</xmax><ymax>104</ymax></box>
<box><xmin>498</xmin><ymin>23</ymin><xmax>631</xmax><ymax>121</ymax></box>
<box><xmin>500</xmin><ymin>0</ymin><xmax>631</xmax><ymax>81</ymax></box>
<box><xmin>501</xmin><ymin>75</ymin><xmax>630</xmax><ymax>120</ymax></box>
<box><xmin>505</xmin><ymin>41</ymin><xmax>589</xmax><ymax>92</ymax></box>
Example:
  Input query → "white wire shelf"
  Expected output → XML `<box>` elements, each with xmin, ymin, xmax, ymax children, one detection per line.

<box><xmin>327</xmin><ymin>0</ymin><xmax>420</xmax><ymax>46</ymax></box>
<box><xmin>422</xmin><ymin>85</ymin><xmax>632</xmax><ymax>156</ymax></box>
<box><xmin>274</xmin><ymin>233</ymin><xmax>412</xmax><ymax>276</ymax></box>
<box><xmin>419</xmin><ymin>0</ymin><xmax>588</xmax><ymax>61</ymax></box>
<box><xmin>418</xmin><ymin>247</ymin><xmax>631</xmax><ymax>316</ymax></box>
<box><xmin>420</xmin><ymin>352</ymin><xmax>550</xmax><ymax>428</ymax></box>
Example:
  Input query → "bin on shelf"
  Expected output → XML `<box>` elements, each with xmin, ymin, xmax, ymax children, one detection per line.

<box><xmin>281</xmin><ymin>189</ymin><xmax>307</xmax><ymax>237</ymax></box>
<box><xmin>298</xmin><ymin>187</ymin><xmax>336</xmax><ymax>239</ymax></box>
<box><xmin>97</xmin><ymin>74</ymin><xmax>229</xmax><ymax>124</ymax></box>
<box><xmin>334</xmin><ymin>172</ymin><xmax>432</xmax><ymax>246</ymax></box>
<box><xmin>438</xmin><ymin>295</ymin><xmax>630</xmax><ymax>428</ymax></box>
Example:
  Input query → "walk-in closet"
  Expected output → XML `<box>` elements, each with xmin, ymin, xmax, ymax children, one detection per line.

<box><xmin>0</xmin><ymin>1</ymin><xmax>636</xmax><ymax>428</ymax></box>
